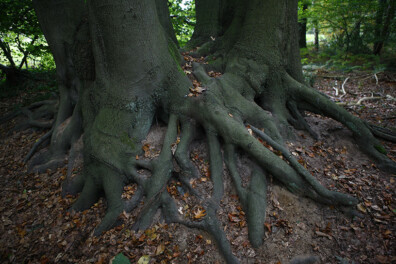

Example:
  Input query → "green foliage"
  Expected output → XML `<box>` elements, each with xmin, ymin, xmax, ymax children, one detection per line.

<box><xmin>168</xmin><ymin>0</ymin><xmax>196</xmax><ymax>47</ymax></box>
<box><xmin>0</xmin><ymin>0</ymin><xmax>41</xmax><ymax>37</ymax></box>
<box><xmin>307</xmin><ymin>0</ymin><xmax>375</xmax><ymax>52</ymax></box>
<box><xmin>300</xmin><ymin>47</ymin><xmax>395</xmax><ymax>73</ymax></box>
<box><xmin>300</xmin><ymin>0</ymin><xmax>396</xmax><ymax>54</ymax></box>
<box><xmin>0</xmin><ymin>0</ymin><xmax>53</xmax><ymax>69</ymax></box>
<box><xmin>0</xmin><ymin>69</ymin><xmax>57</xmax><ymax>100</ymax></box>
<box><xmin>39</xmin><ymin>52</ymin><xmax>56</xmax><ymax>70</ymax></box>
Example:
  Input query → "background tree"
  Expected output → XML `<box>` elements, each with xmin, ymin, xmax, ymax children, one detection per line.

<box><xmin>373</xmin><ymin>0</ymin><xmax>396</xmax><ymax>55</ymax></box>
<box><xmin>305</xmin><ymin>0</ymin><xmax>396</xmax><ymax>55</ymax></box>
<box><xmin>30</xmin><ymin>0</ymin><xmax>395</xmax><ymax>263</ymax></box>
<box><xmin>168</xmin><ymin>0</ymin><xmax>196</xmax><ymax>46</ymax></box>
<box><xmin>298</xmin><ymin>0</ymin><xmax>310</xmax><ymax>48</ymax></box>
<box><xmin>0</xmin><ymin>0</ymin><xmax>49</xmax><ymax>86</ymax></box>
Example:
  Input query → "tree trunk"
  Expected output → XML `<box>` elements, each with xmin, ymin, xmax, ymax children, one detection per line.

<box><xmin>31</xmin><ymin>0</ymin><xmax>396</xmax><ymax>263</ymax></box>
<box><xmin>314</xmin><ymin>26</ymin><xmax>319</xmax><ymax>51</ymax></box>
<box><xmin>298</xmin><ymin>3</ymin><xmax>308</xmax><ymax>48</ymax></box>
<box><xmin>186</xmin><ymin>0</ymin><xmax>223</xmax><ymax>48</ymax></box>
<box><xmin>373</xmin><ymin>0</ymin><xmax>396</xmax><ymax>55</ymax></box>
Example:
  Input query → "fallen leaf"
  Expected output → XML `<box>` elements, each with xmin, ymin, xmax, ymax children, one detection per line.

<box><xmin>376</xmin><ymin>255</ymin><xmax>389</xmax><ymax>264</ymax></box>
<box><xmin>156</xmin><ymin>244</ymin><xmax>165</xmax><ymax>255</ymax></box>
<box><xmin>190</xmin><ymin>86</ymin><xmax>206</xmax><ymax>93</ymax></box>
<box><xmin>264</xmin><ymin>222</ymin><xmax>272</xmax><ymax>233</ymax></box>
<box><xmin>137</xmin><ymin>255</ymin><xmax>150</xmax><ymax>264</ymax></box>
<box><xmin>193</xmin><ymin>208</ymin><xmax>206</xmax><ymax>219</ymax></box>
<box><xmin>357</xmin><ymin>203</ymin><xmax>367</xmax><ymax>213</ymax></box>
<box><xmin>228</xmin><ymin>213</ymin><xmax>240</xmax><ymax>223</ymax></box>
<box><xmin>315</xmin><ymin>231</ymin><xmax>332</xmax><ymax>240</ymax></box>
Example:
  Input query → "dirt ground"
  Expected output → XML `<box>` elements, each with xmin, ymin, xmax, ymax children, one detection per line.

<box><xmin>0</xmin><ymin>71</ymin><xmax>395</xmax><ymax>264</ymax></box>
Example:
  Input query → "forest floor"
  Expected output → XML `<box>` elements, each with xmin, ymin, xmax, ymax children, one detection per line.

<box><xmin>0</xmin><ymin>68</ymin><xmax>395</xmax><ymax>264</ymax></box>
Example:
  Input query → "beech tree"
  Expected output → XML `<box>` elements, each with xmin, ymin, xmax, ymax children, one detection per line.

<box><xmin>31</xmin><ymin>0</ymin><xmax>395</xmax><ymax>263</ymax></box>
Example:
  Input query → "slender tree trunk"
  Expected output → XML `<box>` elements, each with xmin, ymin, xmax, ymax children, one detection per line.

<box><xmin>0</xmin><ymin>38</ymin><xmax>16</xmax><ymax>68</ymax></box>
<box><xmin>314</xmin><ymin>26</ymin><xmax>319</xmax><ymax>51</ymax></box>
<box><xmin>373</xmin><ymin>0</ymin><xmax>396</xmax><ymax>55</ymax></box>
<box><xmin>298</xmin><ymin>3</ymin><xmax>308</xmax><ymax>48</ymax></box>
<box><xmin>350</xmin><ymin>21</ymin><xmax>364</xmax><ymax>53</ymax></box>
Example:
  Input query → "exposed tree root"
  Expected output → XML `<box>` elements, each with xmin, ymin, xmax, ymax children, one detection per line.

<box><xmin>21</xmin><ymin>28</ymin><xmax>394</xmax><ymax>264</ymax></box>
<box><xmin>367</xmin><ymin>123</ymin><xmax>396</xmax><ymax>143</ymax></box>
<box><xmin>23</xmin><ymin>128</ymin><xmax>53</xmax><ymax>163</ymax></box>
<box><xmin>1</xmin><ymin>99</ymin><xmax>57</xmax><ymax>132</ymax></box>
<box><xmin>54</xmin><ymin>61</ymin><xmax>395</xmax><ymax>263</ymax></box>
<box><xmin>28</xmin><ymin>0</ymin><xmax>396</xmax><ymax>261</ymax></box>
<box><xmin>19</xmin><ymin>56</ymin><xmax>394</xmax><ymax>263</ymax></box>
<box><xmin>287</xmin><ymin>75</ymin><xmax>396</xmax><ymax>172</ymax></box>
<box><xmin>42</xmin><ymin>51</ymin><xmax>394</xmax><ymax>263</ymax></box>
<box><xmin>28</xmin><ymin>100</ymin><xmax>83</xmax><ymax>173</ymax></box>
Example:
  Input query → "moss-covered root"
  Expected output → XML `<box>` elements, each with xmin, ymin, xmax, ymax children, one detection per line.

<box><xmin>62</xmin><ymin>172</ymin><xmax>86</xmax><ymax>196</ymax></box>
<box><xmin>367</xmin><ymin>123</ymin><xmax>396</xmax><ymax>143</ymax></box>
<box><xmin>132</xmin><ymin>114</ymin><xmax>179</xmax><ymax>231</ymax></box>
<box><xmin>169</xmin><ymin>203</ymin><xmax>240</xmax><ymax>264</ymax></box>
<box><xmin>224</xmin><ymin>144</ymin><xmax>267</xmax><ymax>247</ymax></box>
<box><xmin>27</xmin><ymin>101</ymin><xmax>83</xmax><ymax>173</ymax></box>
<box><xmin>250</xmin><ymin>125</ymin><xmax>358</xmax><ymax>206</ymax></box>
<box><xmin>94</xmin><ymin>167</ymin><xmax>124</xmax><ymax>235</ymax></box>
<box><xmin>205</xmin><ymin>127</ymin><xmax>224</xmax><ymax>203</ymax></box>
<box><xmin>174</xmin><ymin>120</ymin><xmax>199</xmax><ymax>179</ymax></box>
<box><xmin>204</xmin><ymin>207</ymin><xmax>240</xmax><ymax>264</ymax></box>
<box><xmin>246</xmin><ymin>165</ymin><xmax>267</xmax><ymax>248</ymax></box>
<box><xmin>66</xmin><ymin>160</ymin><xmax>127</xmax><ymax>236</ymax></box>
<box><xmin>70</xmin><ymin>174</ymin><xmax>101</xmax><ymax>212</ymax></box>
<box><xmin>288</xmin><ymin>76</ymin><xmax>396</xmax><ymax>173</ymax></box>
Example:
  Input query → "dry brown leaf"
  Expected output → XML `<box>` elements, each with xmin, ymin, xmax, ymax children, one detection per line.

<box><xmin>264</xmin><ymin>222</ymin><xmax>272</xmax><ymax>233</ymax></box>
<box><xmin>315</xmin><ymin>231</ymin><xmax>332</xmax><ymax>240</ymax></box>
<box><xmin>156</xmin><ymin>243</ymin><xmax>165</xmax><ymax>255</ymax></box>
<box><xmin>193</xmin><ymin>208</ymin><xmax>206</xmax><ymax>219</ymax></box>
<box><xmin>357</xmin><ymin>203</ymin><xmax>367</xmax><ymax>213</ymax></box>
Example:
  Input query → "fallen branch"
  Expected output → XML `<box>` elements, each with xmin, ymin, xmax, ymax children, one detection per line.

<box><xmin>336</xmin><ymin>94</ymin><xmax>395</xmax><ymax>106</ymax></box>
<box><xmin>340</xmin><ymin>77</ymin><xmax>349</xmax><ymax>98</ymax></box>
<box><xmin>356</xmin><ymin>96</ymin><xmax>382</xmax><ymax>105</ymax></box>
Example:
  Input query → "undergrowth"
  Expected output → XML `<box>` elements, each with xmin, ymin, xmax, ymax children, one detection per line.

<box><xmin>300</xmin><ymin>46</ymin><xmax>396</xmax><ymax>73</ymax></box>
<box><xmin>0</xmin><ymin>69</ymin><xmax>57</xmax><ymax>105</ymax></box>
